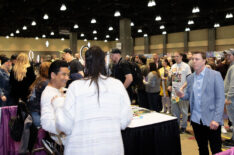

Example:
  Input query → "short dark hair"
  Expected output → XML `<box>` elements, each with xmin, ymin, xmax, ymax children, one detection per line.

<box><xmin>48</xmin><ymin>60</ymin><xmax>68</xmax><ymax>79</ymax></box>
<box><xmin>139</xmin><ymin>55</ymin><xmax>147</xmax><ymax>65</ymax></box>
<box><xmin>63</xmin><ymin>48</ymin><xmax>72</xmax><ymax>55</ymax></box>
<box><xmin>11</xmin><ymin>54</ymin><xmax>18</xmax><ymax>60</ymax></box>
<box><xmin>110</xmin><ymin>48</ymin><xmax>121</xmax><ymax>54</ymax></box>
<box><xmin>192</xmin><ymin>51</ymin><xmax>206</xmax><ymax>59</ymax></box>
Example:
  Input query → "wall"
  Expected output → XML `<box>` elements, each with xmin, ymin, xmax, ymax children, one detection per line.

<box><xmin>0</xmin><ymin>37</ymin><xmax>117</xmax><ymax>57</ymax></box>
<box><xmin>134</xmin><ymin>25</ymin><xmax>234</xmax><ymax>55</ymax></box>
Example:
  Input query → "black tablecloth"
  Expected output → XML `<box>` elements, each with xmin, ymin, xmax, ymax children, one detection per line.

<box><xmin>122</xmin><ymin>119</ymin><xmax>181</xmax><ymax>155</ymax></box>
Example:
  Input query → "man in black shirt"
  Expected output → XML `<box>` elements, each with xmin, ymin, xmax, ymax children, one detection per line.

<box><xmin>62</xmin><ymin>48</ymin><xmax>84</xmax><ymax>86</ymax></box>
<box><xmin>110</xmin><ymin>48</ymin><xmax>133</xmax><ymax>101</ymax></box>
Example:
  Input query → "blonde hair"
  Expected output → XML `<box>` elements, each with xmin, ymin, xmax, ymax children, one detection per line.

<box><xmin>13</xmin><ymin>53</ymin><xmax>30</xmax><ymax>81</ymax></box>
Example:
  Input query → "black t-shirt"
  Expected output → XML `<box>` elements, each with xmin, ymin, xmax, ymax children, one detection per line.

<box><xmin>112</xmin><ymin>58</ymin><xmax>131</xmax><ymax>83</ymax></box>
<box><xmin>69</xmin><ymin>59</ymin><xmax>84</xmax><ymax>74</ymax></box>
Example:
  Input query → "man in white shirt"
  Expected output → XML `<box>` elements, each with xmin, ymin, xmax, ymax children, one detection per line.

<box><xmin>41</xmin><ymin>60</ymin><xmax>69</xmax><ymax>141</ymax></box>
<box><xmin>168</xmin><ymin>52</ymin><xmax>191</xmax><ymax>133</ymax></box>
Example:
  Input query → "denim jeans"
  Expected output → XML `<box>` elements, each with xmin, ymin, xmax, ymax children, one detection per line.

<box><xmin>226</xmin><ymin>99</ymin><xmax>234</xmax><ymax>140</ymax></box>
<box><xmin>31</xmin><ymin>112</ymin><xmax>41</xmax><ymax>127</ymax></box>
<box><xmin>171</xmin><ymin>100</ymin><xmax>189</xmax><ymax>128</ymax></box>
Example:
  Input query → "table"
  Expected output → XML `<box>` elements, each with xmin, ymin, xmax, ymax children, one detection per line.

<box><xmin>122</xmin><ymin>106</ymin><xmax>181</xmax><ymax>155</ymax></box>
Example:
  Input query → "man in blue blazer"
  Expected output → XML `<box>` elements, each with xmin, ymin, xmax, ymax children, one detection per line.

<box><xmin>177</xmin><ymin>51</ymin><xmax>225</xmax><ymax>155</ymax></box>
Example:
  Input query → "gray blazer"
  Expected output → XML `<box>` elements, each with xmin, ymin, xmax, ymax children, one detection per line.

<box><xmin>183</xmin><ymin>68</ymin><xmax>225</xmax><ymax>126</ymax></box>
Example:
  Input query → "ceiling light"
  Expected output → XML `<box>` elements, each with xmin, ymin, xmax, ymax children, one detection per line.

<box><xmin>214</xmin><ymin>23</ymin><xmax>220</xmax><ymax>28</ymax></box>
<box><xmin>104</xmin><ymin>40</ymin><xmax>108</xmax><ymax>42</ymax></box>
<box><xmin>93</xmin><ymin>30</ymin><xmax>97</xmax><ymax>34</ymax></box>
<box><xmin>42</xmin><ymin>35</ymin><xmax>46</xmax><ymax>38</ymax></box>
<box><xmin>10</xmin><ymin>33</ymin><xmax>14</xmax><ymax>37</ymax></box>
<box><xmin>162</xmin><ymin>31</ymin><xmax>167</xmax><ymax>35</ymax></box>
<box><xmin>94</xmin><ymin>37</ymin><xmax>97</xmax><ymax>40</ymax></box>
<box><xmin>131</xmin><ymin>22</ymin><xmax>134</xmax><ymax>26</ymax></box>
<box><xmin>84</xmin><ymin>39</ymin><xmax>87</xmax><ymax>42</ymax></box>
<box><xmin>115</xmin><ymin>38</ymin><xmax>119</xmax><ymax>41</ymax></box>
<box><xmin>45</xmin><ymin>41</ymin><xmax>49</xmax><ymax>47</ymax></box>
<box><xmin>106</xmin><ymin>35</ymin><xmax>110</xmax><ymax>38</ymax></box>
<box><xmin>6</xmin><ymin>36</ymin><xmax>9</xmax><ymax>39</ymax></box>
<box><xmin>114</xmin><ymin>11</ymin><xmax>121</xmax><ymax>17</ymax></box>
<box><xmin>35</xmin><ymin>37</ymin><xmax>39</xmax><ymax>40</ymax></box>
<box><xmin>43</xmin><ymin>14</ymin><xmax>49</xmax><ymax>20</ymax></box>
<box><xmin>192</xmin><ymin>7</ymin><xmax>200</xmax><ymax>13</ymax></box>
<box><xmin>50</xmin><ymin>32</ymin><xmax>54</xmax><ymax>35</ymax></box>
<box><xmin>91</xmin><ymin>18</ymin><xmax>96</xmax><ymax>24</ymax></box>
<box><xmin>155</xmin><ymin>16</ymin><xmax>161</xmax><ymax>21</ymax></box>
<box><xmin>185</xmin><ymin>27</ymin><xmax>190</xmax><ymax>31</ymax></box>
<box><xmin>144</xmin><ymin>34</ymin><xmax>148</xmax><ymax>37</ymax></box>
<box><xmin>160</xmin><ymin>25</ymin><xmax>165</xmax><ymax>29</ymax></box>
<box><xmin>31</xmin><ymin>21</ymin><xmax>36</xmax><ymax>26</ymax></box>
<box><xmin>148</xmin><ymin>0</ymin><xmax>156</xmax><ymax>7</ymax></box>
<box><xmin>226</xmin><ymin>13</ymin><xmax>233</xmax><ymax>19</ymax></box>
<box><xmin>108</xmin><ymin>26</ymin><xmax>113</xmax><ymax>31</ymax></box>
<box><xmin>60</xmin><ymin>4</ymin><xmax>67</xmax><ymax>11</ymax></box>
<box><xmin>22</xmin><ymin>26</ymin><xmax>27</xmax><ymax>30</ymax></box>
<box><xmin>16</xmin><ymin>29</ymin><xmax>20</xmax><ymax>34</ymax></box>
<box><xmin>188</xmin><ymin>20</ymin><xmax>194</xmax><ymax>25</ymax></box>
<box><xmin>61</xmin><ymin>38</ymin><xmax>64</xmax><ymax>41</ymax></box>
<box><xmin>138</xmin><ymin>29</ymin><xmax>142</xmax><ymax>33</ymax></box>
<box><xmin>81</xmin><ymin>33</ymin><xmax>84</xmax><ymax>37</ymax></box>
<box><xmin>74</xmin><ymin>24</ymin><xmax>79</xmax><ymax>29</ymax></box>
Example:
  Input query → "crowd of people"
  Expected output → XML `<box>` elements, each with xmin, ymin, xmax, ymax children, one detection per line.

<box><xmin>0</xmin><ymin>47</ymin><xmax>233</xmax><ymax>154</ymax></box>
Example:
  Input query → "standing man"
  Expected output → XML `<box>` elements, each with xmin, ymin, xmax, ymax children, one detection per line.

<box><xmin>177</xmin><ymin>51</ymin><xmax>225</xmax><ymax>154</ymax></box>
<box><xmin>62</xmin><ymin>48</ymin><xmax>84</xmax><ymax>86</ymax></box>
<box><xmin>152</xmin><ymin>53</ymin><xmax>162</xmax><ymax>70</ymax></box>
<box><xmin>168</xmin><ymin>52</ymin><xmax>191</xmax><ymax>133</ymax></box>
<box><xmin>223</xmin><ymin>49</ymin><xmax>234</xmax><ymax>147</ymax></box>
<box><xmin>41</xmin><ymin>60</ymin><xmax>69</xmax><ymax>143</ymax></box>
<box><xmin>110</xmin><ymin>48</ymin><xmax>133</xmax><ymax>101</ymax></box>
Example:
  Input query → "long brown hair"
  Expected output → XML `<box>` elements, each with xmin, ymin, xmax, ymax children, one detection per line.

<box><xmin>29</xmin><ymin>62</ymin><xmax>51</xmax><ymax>91</ymax></box>
<box><xmin>84</xmin><ymin>46</ymin><xmax>107</xmax><ymax>102</ymax></box>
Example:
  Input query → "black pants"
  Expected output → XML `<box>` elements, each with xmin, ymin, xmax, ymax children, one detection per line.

<box><xmin>147</xmin><ymin>92</ymin><xmax>161</xmax><ymax>112</ymax></box>
<box><xmin>191</xmin><ymin>121</ymin><xmax>222</xmax><ymax>155</ymax></box>
<box><xmin>137</xmin><ymin>89</ymin><xmax>149</xmax><ymax>109</ymax></box>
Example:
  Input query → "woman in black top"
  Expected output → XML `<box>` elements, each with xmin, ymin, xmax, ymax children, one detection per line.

<box><xmin>10</xmin><ymin>53</ymin><xmax>36</xmax><ymax>105</ymax></box>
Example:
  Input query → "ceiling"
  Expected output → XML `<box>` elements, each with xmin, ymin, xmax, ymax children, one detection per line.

<box><xmin>0</xmin><ymin>0</ymin><xmax>234</xmax><ymax>41</ymax></box>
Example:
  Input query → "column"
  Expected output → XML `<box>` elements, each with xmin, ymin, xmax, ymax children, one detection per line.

<box><xmin>184</xmin><ymin>31</ymin><xmax>189</xmax><ymax>52</ymax></box>
<box><xmin>163</xmin><ymin>34</ymin><xmax>167</xmax><ymax>55</ymax></box>
<box><xmin>144</xmin><ymin>36</ymin><xmax>150</xmax><ymax>53</ymax></box>
<box><xmin>119</xmin><ymin>18</ymin><xmax>133</xmax><ymax>56</ymax></box>
<box><xmin>208</xmin><ymin>28</ymin><xmax>216</xmax><ymax>51</ymax></box>
<box><xmin>69</xmin><ymin>32</ymin><xmax>77</xmax><ymax>55</ymax></box>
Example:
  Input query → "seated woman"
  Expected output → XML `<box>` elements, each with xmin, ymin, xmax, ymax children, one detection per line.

<box><xmin>53</xmin><ymin>46</ymin><xmax>133</xmax><ymax>154</ymax></box>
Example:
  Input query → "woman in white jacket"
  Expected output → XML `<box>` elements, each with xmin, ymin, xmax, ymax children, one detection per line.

<box><xmin>53</xmin><ymin>46</ymin><xmax>133</xmax><ymax>155</ymax></box>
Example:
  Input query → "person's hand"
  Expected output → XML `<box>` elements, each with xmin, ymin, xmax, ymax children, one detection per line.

<box><xmin>209</xmin><ymin>121</ymin><xmax>219</xmax><ymax>130</ymax></box>
<box><xmin>167</xmin><ymin>86</ymin><xmax>172</xmax><ymax>92</ymax></box>
<box><xmin>175</xmin><ymin>88</ymin><xmax>184</xmax><ymax>98</ymax></box>
<box><xmin>1</xmin><ymin>96</ymin><xmax>7</xmax><ymax>102</ymax></box>
<box><xmin>225</xmin><ymin>99</ymin><xmax>232</xmax><ymax>105</ymax></box>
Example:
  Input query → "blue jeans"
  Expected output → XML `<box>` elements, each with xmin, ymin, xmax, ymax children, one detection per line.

<box><xmin>226</xmin><ymin>99</ymin><xmax>234</xmax><ymax>140</ymax></box>
<box><xmin>31</xmin><ymin>112</ymin><xmax>41</xmax><ymax>127</ymax></box>
<box><xmin>171</xmin><ymin>100</ymin><xmax>189</xmax><ymax>129</ymax></box>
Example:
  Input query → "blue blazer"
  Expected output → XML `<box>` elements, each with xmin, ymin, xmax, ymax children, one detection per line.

<box><xmin>183</xmin><ymin>68</ymin><xmax>225</xmax><ymax>126</ymax></box>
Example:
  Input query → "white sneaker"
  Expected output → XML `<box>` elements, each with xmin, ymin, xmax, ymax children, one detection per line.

<box><xmin>166</xmin><ymin>111</ymin><xmax>170</xmax><ymax>114</ymax></box>
<box><xmin>222</xmin><ymin>126</ymin><xmax>227</xmax><ymax>134</ymax></box>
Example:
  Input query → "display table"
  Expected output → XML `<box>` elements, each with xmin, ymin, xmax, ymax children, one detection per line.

<box><xmin>122</xmin><ymin>106</ymin><xmax>181</xmax><ymax>155</ymax></box>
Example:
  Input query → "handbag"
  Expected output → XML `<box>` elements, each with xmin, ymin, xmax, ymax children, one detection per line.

<box><xmin>9</xmin><ymin>100</ymin><xmax>28</xmax><ymax>141</ymax></box>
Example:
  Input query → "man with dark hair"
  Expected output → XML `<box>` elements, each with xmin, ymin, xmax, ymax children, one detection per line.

<box><xmin>41</xmin><ymin>60</ymin><xmax>69</xmax><ymax>143</ymax></box>
<box><xmin>177</xmin><ymin>51</ymin><xmax>225</xmax><ymax>154</ymax></box>
<box><xmin>223</xmin><ymin>49</ymin><xmax>234</xmax><ymax>147</ymax></box>
<box><xmin>10</xmin><ymin>54</ymin><xmax>18</xmax><ymax>66</ymax></box>
<box><xmin>0</xmin><ymin>56</ymin><xmax>12</xmax><ymax>106</ymax></box>
<box><xmin>168</xmin><ymin>52</ymin><xmax>191</xmax><ymax>133</ymax></box>
<box><xmin>62</xmin><ymin>48</ymin><xmax>84</xmax><ymax>77</ymax></box>
<box><xmin>110</xmin><ymin>48</ymin><xmax>133</xmax><ymax>101</ymax></box>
